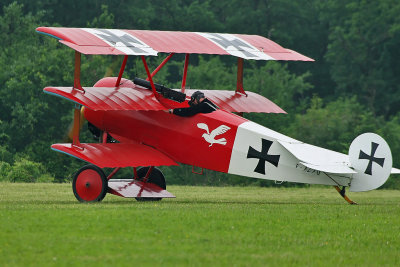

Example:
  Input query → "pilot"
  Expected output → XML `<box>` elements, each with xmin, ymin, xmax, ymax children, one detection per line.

<box><xmin>172</xmin><ymin>91</ymin><xmax>219</xmax><ymax>117</ymax></box>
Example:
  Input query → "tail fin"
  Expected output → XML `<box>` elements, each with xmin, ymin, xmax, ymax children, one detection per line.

<box><xmin>349</xmin><ymin>133</ymin><xmax>392</xmax><ymax>192</ymax></box>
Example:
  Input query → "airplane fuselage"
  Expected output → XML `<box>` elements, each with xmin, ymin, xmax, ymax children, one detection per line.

<box><xmin>85</xmin><ymin>108</ymin><xmax>245</xmax><ymax>173</ymax></box>
<box><xmin>84</xmin><ymin>107</ymin><xmax>352</xmax><ymax>187</ymax></box>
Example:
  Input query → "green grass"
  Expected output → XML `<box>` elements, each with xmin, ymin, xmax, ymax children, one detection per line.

<box><xmin>1</xmin><ymin>183</ymin><xmax>400</xmax><ymax>266</ymax></box>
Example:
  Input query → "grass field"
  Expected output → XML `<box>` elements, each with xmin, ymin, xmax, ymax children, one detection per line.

<box><xmin>1</xmin><ymin>183</ymin><xmax>399</xmax><ymax>266</ymax></box>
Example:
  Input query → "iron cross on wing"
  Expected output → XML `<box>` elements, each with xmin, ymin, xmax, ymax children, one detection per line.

<box><xmin>247</xmin><ymin>138</ymin><xmax>280</xmax><ymax>175</ymax></box>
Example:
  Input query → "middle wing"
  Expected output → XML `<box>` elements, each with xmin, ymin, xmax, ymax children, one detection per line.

<box><xmin>45</xmin><ymin>80</ymin><xmax>286</xmax><ymax>114</ymax></box>
<box><xmin>185</xmin><ymin>89</ymin><xmax>286</xmax><ymax>114</ymax></box>
<box><xmin>44</xmin><ymin>86</ymin><xmax>168</xmax><ymax>111</ymax></box>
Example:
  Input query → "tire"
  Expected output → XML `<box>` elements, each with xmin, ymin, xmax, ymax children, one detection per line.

<box><xmin>135</xmin><ymin>167</ymin><xmax>166</xmax><ymax>201</ymax></box>
<box><xmin>73</xmin><ymin>165</ymin><xmax>108</xmax><ymax>202</ymax></box>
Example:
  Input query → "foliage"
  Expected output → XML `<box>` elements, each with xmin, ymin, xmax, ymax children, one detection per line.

<box><xmin>285</xmin><ymin>96</ymin><xmax>377</xmax><ymax>153</ymax></box>
<box><xmin>6</xmin><ymin>157</ymin><xmax>53</xmax><ymax>183</ymax></box>
<box><xmin>0</xmin><ymin>1</ymin><xmax>399</xmax><ymax>188</ymax></box>
<box><xmin>0</xmin><ymin>161</ymin><xmax>11</xmax><ymax>181</ymax></box>
<box><xmin>86</xmin><ymin>5</ymin><xmax>114</xmax><ymax>28</ymax></box>
<box><xmin>320</xmin><ymin>0</ymin><xmax>400</xmax><ymax>116</ymax></box>
<box><xmin>0</xmin><ymin>3</ymin><xmax>113</xmax><ymax>181</ymax></box>
<box><xmin>0</xmin><ymin>145</ymin><xmax>13</xmax><ymax>164</ymax></box>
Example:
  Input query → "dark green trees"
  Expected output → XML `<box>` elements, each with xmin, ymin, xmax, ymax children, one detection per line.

<box><xmin>0</xmin><ymin>1</ymin><xmax>399</xmax><ymax>188</ymax></box>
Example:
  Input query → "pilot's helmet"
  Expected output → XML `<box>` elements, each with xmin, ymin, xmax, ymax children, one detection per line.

<box><xmin>191</xmin><ymin>91</ymin><xmax>205</xmax><ymax>103</ymax></box>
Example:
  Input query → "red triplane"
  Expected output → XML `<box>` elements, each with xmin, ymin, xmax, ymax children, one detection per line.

<box><xmin>37</xmin><ymin>27</ymin><xmax>399</xmax><ymax>204</ymax></box>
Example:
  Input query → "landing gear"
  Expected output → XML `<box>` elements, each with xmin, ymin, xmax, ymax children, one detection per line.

<box><xmin>334</xmin><ymin>186</ymin><xmax>357</xmax><ymax>205</ymax></box>
<box><xmin>72</xmin><ymin>165</ymin><xmax>174</xmax><ymax>202</ymax></box>
<box><xmin>73</xmin><ymin>165</ymin><xmax>108</xmax><ymax>202</ymax></box>
<box><xmin>135</xmin><ymin>167</ymin><xmax>166</xmax><ymax>201</ymax></box>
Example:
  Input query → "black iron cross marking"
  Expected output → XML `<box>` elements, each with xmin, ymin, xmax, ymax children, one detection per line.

<box><xmin>94</xmin><ymin>29</ymin><xmax>147</xmax><ymax>54</ymax></box>
<box><xmin>359</xmin><ymin>142</ymin><xmax>385</xmax><ymax>175</ymax></box>
<box><xmin>247</xmin><ymin>139</ymin><xmax>280</xmax><ymax>175</ymax></box>
<box><xmin>206</xmin><ymin>33</ymin><xmax>257</xmax><ymax>58</ymax></box>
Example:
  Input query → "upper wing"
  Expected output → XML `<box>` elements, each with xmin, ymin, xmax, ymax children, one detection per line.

<box><xmin>51</xmin><ymin>143</ymin><xmax>178</xmax><ymax>168</ymax></box>
<box><xmin>36</xmin><ymin>27</ymin><xmax>313</xmax><ymax>61</ymax></box>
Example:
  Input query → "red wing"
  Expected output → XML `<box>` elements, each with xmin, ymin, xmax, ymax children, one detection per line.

<box><xmin>44</xmin><ymin>86</ymin><xmax>168</xmax><ymax>111</ymax></box>
<box><xmin>44</xmin><ymin>78</ymin><xmax>189</xmax><ymax>111</ymax></box>
<box><xmin>36</xmin><ymin>27</ymin><xmax>313</xmax><ymax>61</ymax></box>
<box><xmin>45</xmin><ymin>86</ymin><xmax>285</xmax><ymax>113</ymax></box>
<box><xmin>185</xmin><ymin>89</ymin><xmax>286</xmax><ymax>114</ymax></box>
<box><xmin>51</xmin><ymin>143</ymin><xmax>178</xmax><ymax>168</ymax></box>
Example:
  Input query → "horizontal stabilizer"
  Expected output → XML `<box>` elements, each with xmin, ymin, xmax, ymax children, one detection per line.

<box><xmin>278</xmin><ymin>140</ymin><xmax>352</xmax><ymax>174</ymax></box>
<box><xmin>51</xmin><ymin>143</ymin><xmax>177</xmax><ymax>168</ymax></box>
<box><xmin>391</xmin><ymin>168</ymin><xmax>400</xmax><ymax>174</ymax></box>
<box><xmin>300</xmin><ymin>162</ymin><xmax>356</xmax><ymax>174</ymax></box>
<box><xmin>108</xmin><ymin>179</ymin><xmax>175</xmax><ymax>198</ymax></box>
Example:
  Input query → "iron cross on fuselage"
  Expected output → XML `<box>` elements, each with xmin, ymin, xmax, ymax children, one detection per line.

<box><xmin>359</xmin><ymin>142</ymin><xmax>385</xmax><ymax>175</ymax></box>
<box><xmin>247</xmin><ymin>138</ymin><xmax>280</xmax><ymax>175</ymax></box>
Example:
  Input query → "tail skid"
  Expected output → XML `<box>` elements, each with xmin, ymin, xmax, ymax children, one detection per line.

<box><xmin>334</xmin><ymin>186</ymin><xmax>357</xmax><ymax>205</ymax></box>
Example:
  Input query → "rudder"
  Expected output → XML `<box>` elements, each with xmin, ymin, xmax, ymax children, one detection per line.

<box><xmin>348</xmin><ymin>133</ymin><xmax>392</xmax><ymax>192</ymax></box>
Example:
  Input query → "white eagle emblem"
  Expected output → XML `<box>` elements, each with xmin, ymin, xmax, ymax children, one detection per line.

<box><xmin>197</xmin><ymin>123</ymin><xmax>231</xmax><ymax>147</ymax></box>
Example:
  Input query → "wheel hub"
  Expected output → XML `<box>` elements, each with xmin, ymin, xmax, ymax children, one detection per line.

<box><xmin>73</xmin><ymin>166</ymin><xmax>108</xmax><ymax>202</ymax></box>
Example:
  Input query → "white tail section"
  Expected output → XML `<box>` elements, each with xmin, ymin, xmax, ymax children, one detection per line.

<box><xmin>349</xmin><ymin>133</ymin><xmax>392</xmax><ymax>192</ymax></box>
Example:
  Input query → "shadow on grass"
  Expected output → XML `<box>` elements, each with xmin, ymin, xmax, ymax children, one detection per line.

<box><xmin>97</xmin><ymin>199</ymin><xmax>356</xmax><ymax>206</ymax></box>
<box><xmin>0</xmin><ymin>199</ymin><xmax>341</xmax><ymax>206</ymax></box>
<box><xmin>1</xmin><ymin>196</ymin><xmax>395</xmax><ymax>207</ymax></box>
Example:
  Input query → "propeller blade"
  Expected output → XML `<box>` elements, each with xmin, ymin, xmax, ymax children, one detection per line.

<box><xmin>65</xmin><ymin>106</ymin><xmax>86</xmax><ymax>142</ymax></box>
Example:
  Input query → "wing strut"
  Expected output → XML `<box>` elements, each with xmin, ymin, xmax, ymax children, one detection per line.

<box><xmin>236</xmin><ymin>58</ymin><xmax>247</xmax><ymax>96</ymax></box>
<box><xmin>74</xmin><ymin>51</ymin><xmax>84</xmax><ymax>92</ymax></box>
<box><xmin>115</xmin><ymin>55</ymin><xmax>128</xmax><ymax>87</ymax></box>
<box><xmin>181</xmin><ymin>53</ymin><xmax>190</xmax><ymax>93</ymax></box>
<box><xmin>72</xmin><ymin>105</ymin><xmax>82</xmax><ymax>147</ymax></box>
<box><xmin>141</xmin><ymin>55</ymin><xmax>159</xmax><ymax>98</ymax></box>
<box><xmin>147</xmin><ymin>53</ymin><xmax>175</xmax><ymax>80</ymax></box>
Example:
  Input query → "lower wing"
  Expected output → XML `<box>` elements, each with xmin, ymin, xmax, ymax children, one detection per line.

<box><xmin>51</xmin><ymin>143</ymin><xmax>177</xmax><ymax>168</ymax></box>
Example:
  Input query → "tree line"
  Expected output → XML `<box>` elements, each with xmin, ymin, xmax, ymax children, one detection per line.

<box><xmin>0</xmin><ymin>0</ymin><xmax>399</xmax><ymax>188</ymax></box>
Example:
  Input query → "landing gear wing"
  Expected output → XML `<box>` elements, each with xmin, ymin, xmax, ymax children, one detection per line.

<box><xmin>73</xmin><ymin>165</ymin><xmax>175</xmax><ymax>203</ymax></box>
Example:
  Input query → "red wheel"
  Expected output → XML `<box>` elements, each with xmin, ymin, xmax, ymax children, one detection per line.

<box><xmin>73</xmin><ymin>165</ymin><xmax>108</xmax><ymax>202</ymax></box>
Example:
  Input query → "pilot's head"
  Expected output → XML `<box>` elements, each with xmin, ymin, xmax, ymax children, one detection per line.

<box><xmin>190</xmin><ymin>91</ymin><xmax>205</xmax><ymax>106</ymax></box>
